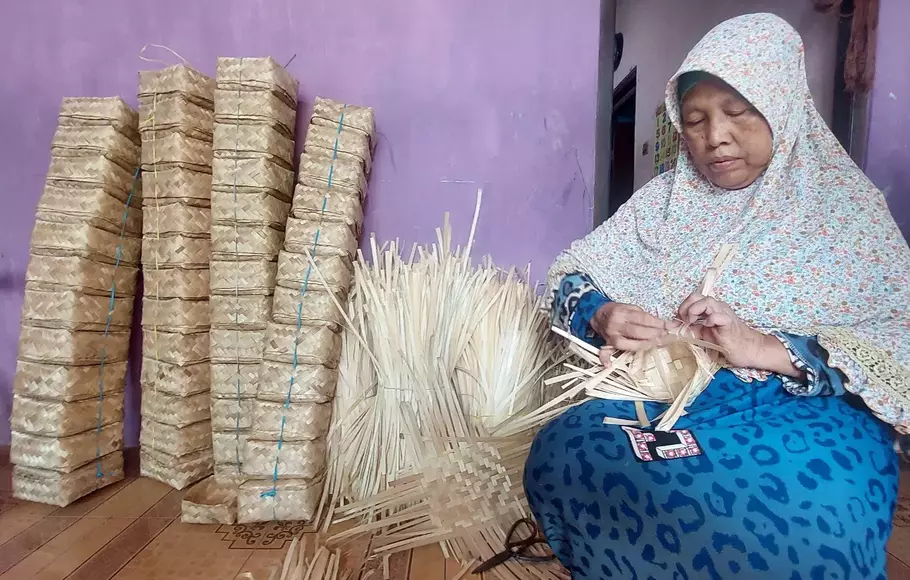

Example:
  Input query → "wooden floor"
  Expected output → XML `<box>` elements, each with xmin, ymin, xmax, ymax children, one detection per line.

<box><xmin>0</xmin><ymin>449</ymin><xmax>907</xmax><ymax>579</ymax></box>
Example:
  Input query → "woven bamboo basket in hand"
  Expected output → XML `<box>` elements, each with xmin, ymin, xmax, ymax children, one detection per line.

<box><xmin>210</xmin><ymin>363</ymin><xmax>260</xmax><ymax>399</ymax></box>
<box><xmin>141</xmin><ymin>166</ymin><xmax>212</xmax><ymax>205</ymax></box>
<box><xmin>18</xmin><ymin>326</ymin><xmax>131</xmax><ymax>365</ymax></box>
<box><xmin>213</xmin><ymin>124</ymin><xmax>294</xmax><ymax>168</ymax></box>
<box><xmin>242</xmin><ymin>438</ymin><xmax>327</xmax><ymax>479</ymax></box>
<box><xmin>11</xmin><ymin>422</ymin><xmax>122</xmax><ymax>472</ymax></box>
<box><xmin>31</xmin><ymin>220</ymin><xmax>141</xmax><ymax>267</ymax></box>
<box><xmin>142</xmin><ymin>330</ymin><xmax>210</xmax><ymax>366</ymax></box>
<box><xmin>58</xmin><ymin>97</ymin><xmax>140</xmax><ymax>145</ymax></box>
<box><xmin>214</xmin><ymin>90</ymin><xmax>296</xmax><ymax>138</ymax></box>
<box><xmin>236</xmin><ymin>477</ymin><xmax>323</xmax><ymax>524</ymax></box>
<box><xmin>138</xmin><ymin>64</ymin><xmax>215</xmax><ymax>107</ymax></box>
<box><xmin>260</xmin><ymin>322</ymin><xmax>342</xmax><ymax>369</ymax></box>
<box><xmin>211</xmin><ymin>190</ymin><xmax>290</xmax><ymax>228</ymax></box>
<box><xmin>142</xmin><ymin>267</ymin><xmax>210</xmax><ymax>299</ymax></box>
<box><xmin>211</xmin><ymin>398</ymin><xmax>254</xmax><ymax>431</ymax></box>
<box><xmin>25</xmin><ymin>255</ymin><xmax>139</xmax><ymax>297</ymax></box>
<box><xmin>210</xmin><ymin>259</ymin><xmax>277</xmax><ymax>296</ymax></box>
<box><xmin>290</xmin><ymin>185</ymin><xmax>363</xmax><ymax>233</ymax></box>
<box><xmin>12</xmin><ymin>451</ymin><xmax>124</xmax><ymax>506</ymax></box>
<box><xmin>11</xmin><ymin>393</ymin><xmax>123</xmax><ymax>438</ymax></box>
<box><xmin>209</xmin><ymin>328</ymin><xmax>268</xmax><ymax>364</ymax></box>
<box><xmin>140</xmin><ymin>132</ymin><xmax>214</xmax><ymax>173</ymax></box>
<box><xmin>140</xmin><ymin>417</ymin><xmax>212</xmax><ymax>457</ymax></box>
<box><xmin>275</xmin><ymin>252</ymin><xmax>353</xmax><ymax>293</ymax></box>
<box><xmin>210</xmin><ymin>224</ymin><xmax>284</xmax><ymax>260</ymax></box>
<box><xmin>283</xmin><ymin>219</ymin><xmax>357</xmax><ymax>259</ymax></box>
<box><xmin>311</xmin><ymin>97</ymin><xmax>375</xmax><ymax>142</ymax></box>
<box><xmin>212</xmin><ymin>431</ymin><xmax>249</xmax><ymax>465</ymax></box>
<box><xmin>216</xmin><ymin>57</ymin><xmax>299</xmax><ymax>109</ymax></box>
<box><xmin>140</xmin><ymin>446</ymin><xmax>214</xmax><ymax>490</ymax></box>
<box><xmin>141</xmin><ymin>358</ymin><xmax>209</xmax><ymax>396</ymax></box>
<box><xmin>14</xmin><ymin>359</ymin><xmax>127</xmax><ymax>402</ymax></box>
<box><xmin>138</xmin><ymin>95</ymin><xmax>214</xmax><ymax>141</ymax></box>
<box><xmin>141</xmin><ymin>390</ymin><xmax>211</xmax><ymax>428</ymax></box>
<box><xmin>38</xmin><ymin>185</ymin><xmax>143</xmax><ymax>236</ymax></box>
<box><xmin>51</xmin><ymin>125</ymin><xmax>139</xmax><ymax>173</ymax></box>
<box><xmin>256</xmin><ymin>361</ymin><xmax>336</xmax><ymax>404</ymax></box>
<box><xmin>210</xmin><ymin>294</ymin><xmax>272</xmax><ymax>329</ymax></box>
<box><xmin>141</xmin><ymin>297</ymin><xmax>211</xmax><ymax>333</ymax></box>
<box><xmin>303</xmin><ymin>124</ymin><xmax>372</xmax><ymax>174</ymax></box>
<box><xmin>142</xmin><ymin>201</ymin><xmax>211</xmax><ymax>238</ymax></box>
<box><xmin>20</xmin><ymin>288</ymin><xmax>132</xmax><ymax>332</ymax></box>
<box><xmin>46</xmin><ymin>155</ymin><xmax>135</xmax><ymax>196</ymax></box>
<box><xmin>297</xmin><ymin>153</ymin><xmax>366</xmax><ymax>197</ymax></box>
<box><xmin>251</xmin><ymin>400</ymin><xmax>332</xmax><ymax>441</ymax></box>
<box><xmin>142</xmin><ymin>235</ymin><xmax>211</xmax><ymax>269</ymax></box>
<box><xmin>211</xmin><ymin>157</ymin><xmax>294</xmax><ymax>200</ymax></box>
<box><xmin>270</xmin><ymin>285</ymin><xmax>345</xmax><ymax>331</ymax></box>
<box><xmin>181</xmin><ymin>476</ymin><xmax>237</xmax><ymax>525</ymax></box>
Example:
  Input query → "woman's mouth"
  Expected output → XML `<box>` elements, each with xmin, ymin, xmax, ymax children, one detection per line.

<box><xmin>709</xmin><ymin>157</ymin><xmax>739</xmax><ymax>171</ymax></box>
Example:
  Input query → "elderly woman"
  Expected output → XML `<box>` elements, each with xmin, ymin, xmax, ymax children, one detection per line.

<box><xmin>525</xmin><ymin>13</ymin><xmax>909</xmax><ymax>579</ymax></box>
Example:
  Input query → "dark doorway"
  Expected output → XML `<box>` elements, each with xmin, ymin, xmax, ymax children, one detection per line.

<box><xmin>608</xmin><ymin>68</ymin><xmax>637</xmax><ymax>219</ymax></box>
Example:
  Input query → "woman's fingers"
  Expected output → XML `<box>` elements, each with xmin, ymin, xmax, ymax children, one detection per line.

<box><xmin>608</xmin><ymin>336</ymin><xmax>655</xmax><ymax>352</ymax></box>
<box><xmin>677</xmin><ymin>293</ymin><xmax>704</xmax><ymax>320</ymax></box>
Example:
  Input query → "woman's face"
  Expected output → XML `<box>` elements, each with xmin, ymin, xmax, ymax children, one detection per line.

<box><xmin>680</xmin><ymin>79</ymin><xmax>773</xmax><ymax>190</ymax></box>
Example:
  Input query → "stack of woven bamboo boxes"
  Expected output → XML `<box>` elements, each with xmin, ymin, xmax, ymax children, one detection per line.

<box><xmin>239</xmin><ymin>98</ymin><xmax>374</xmax><ymax>522</ymax></box>
<box><xmin>138</xmin><ymin>65</ymin><xmax>216</xmax><ymax>489</ymax></box>
<box><xmin>12</xmin><ymin>98</ymin><xmax>141</xmax><ymax>506</ymax></box>
<box><xmin>209</xmin><ymin>57</ymin><xmax>298</xmax><ymax>484</ymax></box>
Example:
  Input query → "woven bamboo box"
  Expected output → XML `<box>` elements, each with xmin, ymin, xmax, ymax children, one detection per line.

<box><xmin>140</xmin><ymin>446</ymin><xmax>214</xmax><ymax>490</ymax></box>
<box><xmin>211</xmin><ymin>363</ymin><xmax>260</xmax><ymax>399</ymax></box>
<box><xmin>140</xmin><ymin>417</ymin><xmax>212</xmax><ymax>457</ymax></box>
<box><xmin>14</xmin><ymin>359</ymin><xmax>127</xmax><ymax>402</ymax></box>
<box><xmin>141</xmin><ymin>166</ymin><xmax>212</xmax><ymax>205</ymax></box>
<box><xmin>141</xmin><ymin>297</ymin><xmax>211</xmax><ymax>334</ymax></box>
<box><xmin>260</xmin><ymin>322</ymin><xmax>342</xmax><ymax>368</ymax></box>
<box><xmin>213</xmin><ymin>124</ymin><xmax>294</xmax><ymax>168</ymax></box>
<box><xmin>236</xmin><ymin>477</ymin><xmax>322</xmax><ymax>523</ymax></box>
<box><xmin>311</xmin><ymin>97</ymin><xmax>375</xmax><ymax>142</ymax></box>
<box><xmin>11</xmin><ymin>422</ymin><xmax>122</xmax><ymax>473</ymax></box>
<box><xmin>211</xmin><ymin>397</ymin><xmax>254</xmax><ymax>431</ymax></box>
<box><xmin>46</xmin><ymin>155</ymin><xmax>135</xmax><ymax>198</ymax></box>
<box><xmin>256</xmin><ymin>361</ymin><xmax>336</xmax><ymax>404</ymax></box>
<box><xmin>58</xmin><ymin>97</ymin><xmax>140</xmax><ymax>145</ymax></box>
<box><xmin>212</xmin><ymin>431</ymin><xmax>249</xmax><ymax>466</ymax></box>
<box><xmin>142</xmin><ymin>267</ymin><xmax>210</xmax><ymax>299</ymax></box>
<box><xmin>216</xmin><ymin>57</ymin><xmax>298</xmax><ymax>109</ymax></box>
<box><xmin>211</xmin><ymin>224</ymin><xmax>284</xmax><ymax>260</ymax></box>
<box><xmin>141</xmin><ymin>359</ymin><xmax>209</xmax><ymax>396</ymax></box>
<box><xmin>138</xmin><ymin>64</ymin><xmax>215</xmax><ymax>108</ymax></box>
<box><xmin>297</xmin><ymin>153</ymin><xmax>365</xmax><ymax>198</ymax></box>
<box><xmin>211</xmin><ymin>190</ymin><xmax>290</xmax><ymax>229</ymax></box>
<box><xmin>141</xmin><ymin>235</ymin><xmax>211</xmax><ymax>269</ymax></box>
<box><xmin>290</xmin><ymin>185</ymin><xmax>363</xmax><ymax>233</ymax></box>
<box><xmin>140</xmin><ymin>132</ymin><xmax>213</xmax><ymax>173</ymax></box>
<box><xmin>11</xmin><ymin>393</ymin><xmax>123</xmax><ymax>438</ymax></box>
<box><xmin>270</xmin><ymin>285</ymin><xmax>345</xmax><ymax>330</ymax></box>
<box><xmin>303</xmin><ymin>123</ymin><xmax>372</xmax><ymax>174</ymax></box>
<box><xmin>31</xmin><ymin>220</ymin><xmax>141</xmax><ymax>267</ymax></box>
<box><xmin>51</xmin><ymin>125</ymin><xmax>139</xmax><ymax>172</ymax></box>
<box><xmin>141</xmin><ymin>390</ymin><xmax>211</xmax><ymax>428</ymax></box>
<box><xmin>12</xmin><ymin>451</ymin><xmax>124</xmax><ymax>507</ymax></box>
<box><xmin>209</xmin><ymin>328</ymin><xmax>267</xmax><ymax>363</ymax></box>
<box><xmin>210</xmin><ymin>295</ymin><xmax>272</xmax><ymax>329</ymax></box>
<box><xmin>142</xmin><ymin>330</ymin><xmax>209</xmax><ymax>366</ymax></box>
<box><xmin>138</xmin><ymin>95</ymin><xmax>214</xmax><ymax>141</ymax></box>
<box><xmin>38</xmin><ymin>184</ymin><xmax>142</xmax><ymax>236</ymax></box>
<box><xmin>241</xmin><ymin>438</ymin><xmax>327</xmax><ymax>479</ymax></box>
<box><xmin>275</xmin><ymin>252</ymin><xmax>352</xmax><ymax>293</ymax></box>
<box><xmin>250</xmin><ymin>400</ymin><xmax>332</xmax><ymax>441</ymax></box>
<box><xmin>25</xmin><ymin>255</ymin><xmax>139</xmax><ymax>297</ymax></box>
<box><xmin>211</xmin><ymin>157</ymin><xmax>294</xmax><ymax>201</ymax></box>
<box><xmin>180</xmin><ymin>476</ymin><xmax>237</xmax><ymax>525</ymax></box>
<box><xmin>214</xmin><ymin>90</ymin><xmax>296</xmax><ymax>138</ymax></box>
<box><xmin>283</xmin><ymin>218</ymin><xmax>357</xmax><ymax>259</ymax></box>
<box><xmin>142</xmin><ymin>201</ymin><xmax>211</xmax><ymax>238</ymax></box>
<box><xmin>18</xmin><ymin>326</ymin><xmax>131</xmax><ymax>366</ymax></box>
<box><xmin>210</xmin><ymin>259</ymin><xmax>277</xmax><ymax>296</ymax></box>
<box><xmin>21</xmin><ymin>287</ymin><xmax>132</xmax><ymax>332</ymax></box>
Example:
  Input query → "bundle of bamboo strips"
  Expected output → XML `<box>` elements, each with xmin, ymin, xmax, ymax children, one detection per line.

<box><xmin>11</xmin><ymin>97</ymin><xmax>141</xmax><ymax>506</ymax></box>
<box><xmin>138</xmin><ymin>63</ymin><xmax>216</xmax><ymax>489</ymax></box>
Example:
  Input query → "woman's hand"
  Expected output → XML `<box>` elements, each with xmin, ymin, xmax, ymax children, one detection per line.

<box><xmin>677</xmin><ymin>293</ymin><xmax>803</xmax><ymax>377</ymax></box>
<box><xmin>591</xmin><ymin>302</ymin><xmax>672</xmax><ymax>363</ymax></box>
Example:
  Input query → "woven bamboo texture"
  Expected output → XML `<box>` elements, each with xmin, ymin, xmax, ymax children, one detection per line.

<box><xmin>290</xmin><ymin>185</ymin><xmax>363</xmax><ymax>233</ymax></box>
<box><xmin>237</xmin><ymin>477</ymin><xmax>322</xmax><ymax>523</ymax></box>
<box><xmin>14</xmin><ymin>359</ymin><xmax>127</xmax><ymax>402</ymax></box>
<box><xmin>211</xmin><ymin>224</ymin><xmax>284</xmax><ymax>260</ymax></box>
<box><xmin>140</xmin><ymin>418</ymin><xmax>213</xmax><ymax>457</ymax></box>
<box><xmin>140</xmin><ymin>132</ymin><xmax>214</xmax><ymax>172</ymax></box>
<box><xmin>297</xmin><ymin>153</ymin><xmax>366</xmax><ymax>198</ymax></box>
<box><xmin>257</xmin><ymin>362</ymin><xmax>337</xmax><ymax>404</ymax></box>
<box><xmin>141</xmin><ymin>166</ymin><xmax>212</xmax><ymax>205</ymax></box>
<box><xmin>213</xmin><ymin>124</ymin><xmax>294</xmax><ymax>168</ymax></box>
<box><xmin>142</xmin><ymin>267</ymin><xmax>210</xmax><ymax>299</ymax></box>
<box><xmin>38</xmin><ymin>184</ymin><xmax>142</xmax><ymax>236</ymax></box>
<box><xmin>283</xmin><ymin>218</ymin><xmax>357</xmax><ymax>259</ymax></box>
<box><xmin>260</xmin><ymin>322</ymin><xmax>342</xmax><ymax>368</ymax></box>
<box><xmin>214</xmin><ymin>89</ymin><xmax>296</xmax><ymax>138</ymax></box>
<box><xmin>140</xmin><ymin>446</ymin><xmax>214</xmax><ymax>490</ymax></box>
<box><xmin>211</xmin><ymin>398</ymin><xmax>254</xmax><ymax>431</ymax></box>
<box><xmin>210</xmin><ymin>328</ymin><xmax>267</xmax><ymax>363</ymax></box>
<box><xmin>210</xmin><ymin>259</ymin><xmax>277</xmax><ymax>296</ymax></box>
<box><xmin>211</xmin><ymin>190</ymin><xmax>290</xmax><ymax>228</ymax></box>
<box><xmin>142</xmin><ymin>235</ymin><xmax>211</xmax><ymax>269</ymax></box>
<box><xmin>210</xmin><ymin>294</ymin><xmax>272</xmax><ymax>329</ymax></box>
<box><xmin>251</xmin><ymin>400</ymin><xmax>332</xmax><ymax>441</ymax></box>
<box><xmin>141</xmin><ymin>389</ymin><xmax>211</xmax><ymax>428</ymax></box>
<box><xmin>21</xmin><ymin>288</ymin><xmax>132</xmax><ymax>332</ymax></box>
<box><xmin>271</xmin><ymin>286</ymin><xmax>345</xmax><ymax>330</ymax></box>
<box><xmin>138</xmin><ymin>64</ymin><xmax>215</xmax><ymax>107</ymax></box>
<box><xmin>24</xmin><ymin>255</ymin><xmax>139</xmax><ymax>297</ymax></box>
<box><xmin>142</xmin><ymin>330</ymin><xmax>210</xmax><ymax>366</ymax></box>
<box><xmin>211</xmin><ymin>157</ymin><xmax>294</xmax><ymax>200</ymax></box>
<box><xmin>212</xmin><ymin>431</ymin><xmax>249</xmax><ymax>466</ymax></box>
<box><xmin>46</xmin><ymin>155</ymin><xmax>135</xmax><ymax>197</ymax></box>
<box><xmin>10</xmin><ymin>422</ymin><xmax>122</xmax><ymax>473</ymax></box>
<box><xmin>216</xmin><ymin>57</ymin><xmax>298</xmax><ymax>109</ymax></box>
<box><xmin>51</xmin><ymin>125</ymin><xmax>140</xmax><ymax>173</ymax></box>
<box><xmin>275</xmin><ymin>252</ymin><xmax>352</xmax><ymax>293</ymax></box>
<box><xmin>211</xmin><ymin>363</ymin><xmax>260</xmax><ymax>399</ymax></box>
<box><xmin>18</xmin><ymin>326</ymin><xmax>131</xmax><ymax>365</ymax></box>
<box><xmin>11</xmin><ymin>393</ymin><xmax>123</xmax><ymax>438</ymax></box>
<box><xmin>181</xmin><ymin>476</ymin><xmax>237</xmax><ymax>524</ymax></box>
<box><xmin>31</xmin><ymin>220</ymin><xmax>141</xmax><ymax>267</ymax></box>
<box><xmin>242</xmin><ymin>438</ymin><xmax>327</xmax><ymax>478</ymax></box>
<box><xmin>142</xmin><ymin>201</ymin><xmax>211</xmax><ymax>238</ymax></box>
<box><xmin>141</xmin><ymin>359</ymin><xmax>210</xmax><ymax>396</ymax></box>
<box><xmin>311</xmin><ymin>97</ymin><xmax>375</xmax><ymax>142</ymax></box>
<box><xmin>141</xmin><ymin>297</ymin><xmax>211</xmax><ymax>333</ymax></box>
<box><xmin>303</xmin><ymin>123</ymin><xmax>372</xmax><ymax>175</ymax></box>
<box><xmin>138</xmin><ymin>95</ymin><xmax>214</xmax><ymax>141</ymax></box>
<box><xmin>58</xmin><ymin>97</ymin><xmax>139</xmax><ymax>145</ymax></box>
<box><xmin>213</xmin><ymin>463</ymin><xmax>247</xmax><ymax>486</ymax></box>
<box><xmin>12</xmin><ymin>452</ymin><xmax>124</xmax><ymax>507</ymax></box>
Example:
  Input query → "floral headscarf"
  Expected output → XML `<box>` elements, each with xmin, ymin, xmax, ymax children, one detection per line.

<box><xmin>547</xmin><ymin>13</ymin><xmax>910</xmax><ymax>432</ymax></box>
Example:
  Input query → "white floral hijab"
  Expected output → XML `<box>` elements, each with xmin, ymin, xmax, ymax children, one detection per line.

<box><xmin>547</xmin><ymin>13</ymin><xmax>910</xmax><ymax>432</ymax></box>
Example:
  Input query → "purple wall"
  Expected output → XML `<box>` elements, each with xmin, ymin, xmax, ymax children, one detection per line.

<box><xmin>0</xmin><ymin>1</ymin><xmax>599</xmax><ymax>445</ymax></box>
<box><xmin>866</xmin><ymin>0</ymin><xmax>910</xmax><ymax>238</ymax></box>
